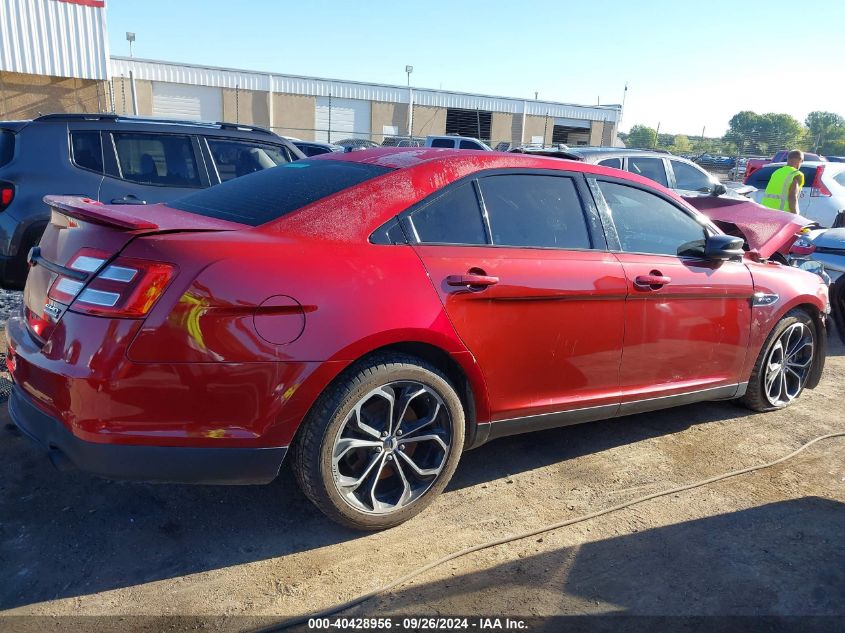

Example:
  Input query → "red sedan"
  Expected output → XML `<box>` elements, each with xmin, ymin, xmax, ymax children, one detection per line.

<box><xmin>7</xmin><ymin>149</ymin><xmax>829</xmax><ymax>529</ymax></box>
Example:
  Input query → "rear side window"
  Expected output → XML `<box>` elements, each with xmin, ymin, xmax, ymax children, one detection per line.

<box><xmin>479</xmin><ymin>174</ymin><xmax>591</xmax><ymax>249</ymax></box>
<box><xmin>0</xmin><ymin>130</ymin><xmax>14</xmax><ymax>167</ymax></box>
<box><xmin>626</xmin><ymin>156</ymin><xmax>669</xmax><ymax>187</ymax></box>
<box><xmin>113</xmin><ymin>132</ymin><xmax>201</xmax><ymax>187</ymax></box>
<box><xmin>410</xmin><ymin>182</ymin><xmax>486</xmax><ymax>245</ymax></box>
<box><xmin>170</xmin><ymin>160</ymin><xmax>391</xmax><ymax>226</ymax></box>
<box><xmin>207</xmin><ymin>138</ymin><xmax>290</xmax><ymax>182</ymax></box>
<box><xmin>430</xmin><ymin>138</ymin><xmax>454</xmax><ymax>148</ymax></box>
<box><xmin>70</xmin><ymin>131</ymin><xmax>104</xmax><ymax>173</ymax></box>
<box><xmin>834</xmin><ymin>171</ymin><xmax>845</xmax><ymax>187</ymax></box>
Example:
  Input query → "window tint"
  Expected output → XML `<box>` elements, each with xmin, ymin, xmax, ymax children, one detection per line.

<box><xmin>70</xmin><ymin>131</ymin><xmax>103</xmax><ymax>173</ymax></box>
<box><xmin>411</xmin><ymin>182</ymin><xmax>486</xmax><ymax>245</ymax></box>
<box><xmin>170</xmin><ymin>160</ymin><xmax>391</xmax><ymax>226</ymax></box>
<box><xmin>479</xmin><ymin>175</ymin><xmax>591</xmax><ymax>249</ymax></box>
<box><xmin>626</xmin><ymin>156</ymin><xmax>669</xmax><ymax>187</ymax></box>
<box><xmin>598</xmin><ymin>157</ymin><xmax>622</xmax><ymax>169</ymax></box>
<box><xmin>0</xmin><ymin>130</ymin><xmax>15</xmax><ymax>167</ymax></box>
<box><xmin>295</xmin><ymin>143</ymin><xmax>332</xmax><ymax>157</ymax></box>
<box><xmin>430</xmin><ymin>138</ymin><xmax>454</xmax><ymax>148</ymax></box>
<box><xmin>459</xmin><ymin>140</ymin><xmax>480</xmax><ymax>150</ymax></box>
<box><xmin>598</xmin><ymin>181</ymin><xmax>706</xmax><ymax>257</ymax></box>
<box><xmin>113</xmin><ymin>133</ymin><xmax>200</xmax><ymax>187</ymax></box>
<box><xmin>207</xmin><ymin>138</ymin><xmax>290</xmax><ymax>182</ymax></box>
<box><xmin>671</xmin><ymin>160</ymin><xmax>712</xmax><ymax>192</ymax></box>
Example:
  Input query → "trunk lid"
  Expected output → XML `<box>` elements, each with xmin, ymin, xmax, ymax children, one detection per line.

<box><xmin>24</xmin><ymin>196</ymin><xmax>244</xmax><ymax>340</ymax></box>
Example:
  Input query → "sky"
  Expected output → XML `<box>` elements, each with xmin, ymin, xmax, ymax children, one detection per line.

<box><xmin>105</xmin><ymin>0</ymin><xmax>845</xmax><ymax>136</ymax></box>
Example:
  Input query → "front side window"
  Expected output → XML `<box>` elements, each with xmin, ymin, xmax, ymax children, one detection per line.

<box><xmin>113</xmin><ymin>133</ymin><xmax>200</xmax><ymax>187</ymax></box>
<box><xmin>459</xmin><ymin>140</ymin><xmax>480</xmax><ymax>150</ymax></box>
<box><xmin>410</xmin><ymin>182</ymin><xmax>486</xmax><ymax>245</ymax></box>
<box><xmin>479</xmin><ymin>174</ymin><xmax>591</xmax><ymax>249</ymax></box>
<box><xmin>671</xmin><ymin>160</ymin><xmax>713</xmax><ymax>192</ymax></box>
<box><xmin>598</xmin><ymin>181</ymin><xmax>706</xmax><ymax>257</ymax></box>
<box><xmin>70</xmin><ymin>131</ymin><xmax>104</xmax><ymax>173</ymax></box>
<box><xmin>207</xmin><ymin>138</ymin><xmax>291</xmax><ymax>182</ymax></box>
<box><xmin>626</xmin><ymin>156</ymin><xmax>669</xmax><ymax>187</ymax></box>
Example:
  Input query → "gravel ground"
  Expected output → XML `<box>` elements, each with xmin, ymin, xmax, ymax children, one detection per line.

<box><xmin>0</xmin><ymin>297</ymin><xmax>842</xmax><ymax>632</ymax></box>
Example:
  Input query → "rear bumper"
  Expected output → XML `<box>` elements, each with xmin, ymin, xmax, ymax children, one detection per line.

<box><xmin>8</xmin><ymin>384</ymin><xmax>286</xmax><ymax>484</ymax></box>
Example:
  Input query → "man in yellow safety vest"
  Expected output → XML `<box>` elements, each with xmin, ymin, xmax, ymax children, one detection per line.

<box><xmin>761</xmin><ymin>150</ymin><xmax>804</xmax><ymax>213</ymax></box>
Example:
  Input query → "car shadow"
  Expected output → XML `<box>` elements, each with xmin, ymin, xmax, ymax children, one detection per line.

<box><xmin>333</xmin><ymin>497</ymin><xmax>845</xmax><ymax>620</ymax></box>
<box><xmin>0</xmin><ymin>396</ymin><xmax>759</xmax><ymax>611</ymax></box>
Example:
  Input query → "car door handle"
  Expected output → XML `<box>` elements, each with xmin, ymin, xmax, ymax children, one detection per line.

<box><xmin>446</xmin><ymin>273</ymin><xmax>499</xmax><ymax>289</ymax></box>
<box><xmin>634</xmin><ymin>274</ymin><xmax>672</xmax><ymax>289</ymax></box>
<box><xmin>110</xmin><ymin>195</ymin><xmax>147</xmax><ymax>205</ymax></box>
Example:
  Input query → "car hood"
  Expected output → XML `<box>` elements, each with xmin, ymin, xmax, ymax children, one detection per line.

<box><xmin>685</xmin><ymin>196</ymin><xmax>814</xmax><ymax>259</ymax></box>
<box><xmin>811</xmin><ymin>227</ymin><xmax>845</xmax><ymax>251</ymax></box>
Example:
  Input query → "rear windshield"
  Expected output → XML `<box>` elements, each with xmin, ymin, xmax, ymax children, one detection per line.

<box><xmin>0</xmin><ymin>130</ymin><xmax>15</xmax><ymax>167</ymax></box>
<box><xmin>747</xmin><ymin>165</ymin><xmax>817</xmax><ymax>189</ymax></box>
<box><xmin>170</xmin><ymin>160</ymin><xmax>392</xmax><ymax>226</ymax></box>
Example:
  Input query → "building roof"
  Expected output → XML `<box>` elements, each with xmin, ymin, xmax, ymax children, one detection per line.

<box><xmin>110</xmin><ymin>56</ymin><xmax>622</xmax><ymax>123</ymax></box>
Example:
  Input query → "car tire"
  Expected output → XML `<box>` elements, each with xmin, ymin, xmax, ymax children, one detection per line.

<box><xmin>291</xmin><ymin>353</ymin><xmax>465</xmax><ymax>530</ymax></box>
<box><xmin>742</xmin><ymin>309</ymin><xmax>817</xmax><ymax>412</ymax></box>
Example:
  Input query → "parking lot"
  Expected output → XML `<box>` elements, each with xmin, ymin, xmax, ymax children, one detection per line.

<box><xmin>2</xmin><ymin>321</ymin><xmax>842</xmax><ymax>628</ymax></box>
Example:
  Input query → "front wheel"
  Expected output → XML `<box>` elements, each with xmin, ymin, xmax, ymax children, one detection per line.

<box><xmin>742</xmin><ymin>310</ymin><xmax>817</xmax><ymax>412</ymax></box>
<box><xmin>291</xmin><ymin>354</ymin><xmax>465</xmax><ymax>530</ymax></box>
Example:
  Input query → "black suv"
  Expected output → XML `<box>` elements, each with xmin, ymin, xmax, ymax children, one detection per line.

<box><xmin>0</xmin><ymin>113</ymin><xmax>304</xmax><ymax>290</ymax></box>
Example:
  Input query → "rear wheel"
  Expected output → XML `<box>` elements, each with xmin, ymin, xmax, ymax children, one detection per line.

<box><xmin>742</xmin><ymin>310</ymin><xmax>816</xmax><ymax>412</ymax></box>
<box><xmin>291</xmin><ymin>354</ymin><xmax>465</xmax><ymax>530</ymax></box>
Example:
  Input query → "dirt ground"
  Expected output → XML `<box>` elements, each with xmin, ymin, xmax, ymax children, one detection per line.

<box><xmin>0</xmin><ymin>326</ymin><xmax>843</xmax><ymax>631</ymax></box>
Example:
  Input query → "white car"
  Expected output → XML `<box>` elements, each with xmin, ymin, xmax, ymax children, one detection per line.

<box><xmin>746</xmin><ymin>161</ymin><xmax>845</xmax><ymax>227</ymax></box>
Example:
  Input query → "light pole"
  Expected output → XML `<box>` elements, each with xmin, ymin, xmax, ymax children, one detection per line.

<box><xmin>126</xmin><ymin>32</ymin><xmax>137</xmax><ymax>115</ymax></box>
<box><xmin>405</xmin><ymin>65</ymin><xmax>414</xmax><ymax>138</ymax></box>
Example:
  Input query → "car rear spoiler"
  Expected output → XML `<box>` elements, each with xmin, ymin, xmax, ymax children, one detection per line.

<box><xmin>43</xmin><ymin>195</ymin><xmax>246</xmax><ymax>232</ymax></box>
<box><xmin>44</xmin><ymin>196</ymin><xmax>159</xmax><ymax>230</ymax></box>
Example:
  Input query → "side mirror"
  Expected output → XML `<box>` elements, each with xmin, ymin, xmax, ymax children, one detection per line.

<box><xmin>705</xmin><ymin>234</ymin><xmax>744</xmax><ymax>261</ymax></box>
<box><xmin>711</xmin><ymin>182</ymin><xmax>728</xmax><ymax>196</ymax></box>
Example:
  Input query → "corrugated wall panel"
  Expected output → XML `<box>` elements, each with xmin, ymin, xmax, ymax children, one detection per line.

<box><xmin>0</xmin><ymin>0</ymin><xmax>109</xmax><ymax>79</ymax></box>
<box><xmin>109</xmin><ymin>58</ymin><xmax>622</xmax><ymax>123</ymax></box>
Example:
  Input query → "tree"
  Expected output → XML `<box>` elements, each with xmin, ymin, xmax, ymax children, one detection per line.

<box><xmin>724</xmin><ymin>111</ymin><xmax>805</xmax><ymax>155</ymax></box>
<box><xmin>805</xmin><ymin>111</ymin><xmax>845</xmax><ymax>153</ymax></box>
<box><xmin>670</xmin><ymin>134</ymin><xmax>692</xmax><ymax>154</ymax></box>
<box><xmin>759</xmin><ymin>113</ymin><xmax>804</xmax><ymax>152</ymax></box>
<box><xmin>626</xmin><ymin>125</ymin><xmax>658</xmax><ymax>149</ymax></box>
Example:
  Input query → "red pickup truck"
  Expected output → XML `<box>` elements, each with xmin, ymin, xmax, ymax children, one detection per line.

<box><xmin>744</xmin><ymin>150</ymin><xmax>827</xmax><ymax>182</ymax></box>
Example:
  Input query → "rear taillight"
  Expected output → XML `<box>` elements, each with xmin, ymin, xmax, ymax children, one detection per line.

<box><xmin>810</xmin><ymin>166</ymin><xmax>832</xmax><ymax>197</ymax></box>
<box><xmin>71</xmin><ymin>257</ymin><xmax>176</xmax><ymax>317</ymax></box>
<box><xmin>47</xmin><ymin>248</ymin><xmax>112</xmax><ymax>304</ymax></box>
<box><xmin>0</xmin><ymin>182</ymin><xmax>14</xmax><ymax>211</ymax></box>
<box><xmin>46</xmin><ymin>247</ymin><xmax>176</xmax><ymax>318</ymax></box>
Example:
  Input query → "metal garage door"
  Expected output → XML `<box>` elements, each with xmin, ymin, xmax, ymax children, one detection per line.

<box><xmin>152</xmin><ymin>82</ymin><xmax>222</xmax><ymax>122</ymax></box>
<box><xmin>315</xmin><ymin>97</ymin><xmax>371</xmax><ymax>143</ymax></box>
